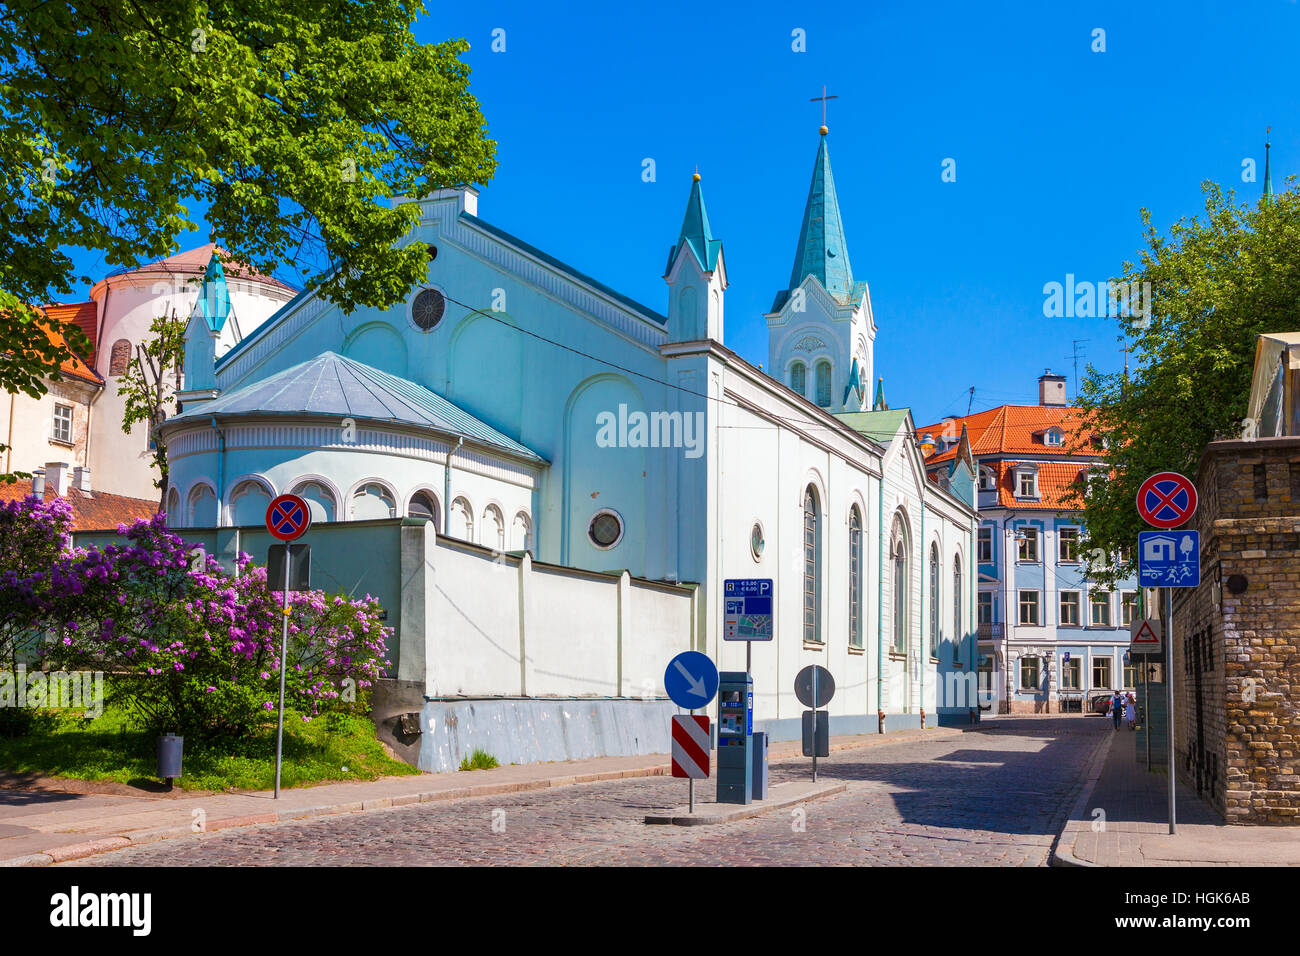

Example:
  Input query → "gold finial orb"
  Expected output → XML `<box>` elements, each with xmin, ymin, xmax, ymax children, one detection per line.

<box><xmin>820</xmin><ymin>125</ymin><xmax>828</xmax><ymax>136</ymax></box>
<box><xmin>692</xmin><ymin>172</ymin><xmax>701</xmax><ymax>182</ymax></box>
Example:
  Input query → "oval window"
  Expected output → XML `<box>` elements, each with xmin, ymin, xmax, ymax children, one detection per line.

<box><xmin>750</xmin><ymin>522</ymin><xmax>765</xmax><ymax>561</ymax></box>
<box><xmin>588</xmin><ymin>510</ymin><xmax>623</xmax><ymax>549</ymax></box>
<box><xmin>412</xmin><ymin>288</ymin><xmax>446</xmax><ymax>331</ymax></box>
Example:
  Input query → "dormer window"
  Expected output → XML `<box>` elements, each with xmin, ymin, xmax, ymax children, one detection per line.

<box><xmin>1016</xmin><ymin>466</ymin><xmax>1039</xmax><ymax>499</ymax></box>
<box><xmin>1045</xmin><ymin>428</ymin><xmax>1064</xmax><ymax>447</ymax></box>
<box><xmin>978</xmin><ymin>467</ymin><xmax>994</xmax><ymax>492</ymax></box>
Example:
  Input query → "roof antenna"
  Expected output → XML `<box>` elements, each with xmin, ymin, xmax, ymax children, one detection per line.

<box><xmin>966</xmin><ymin>386</ymin><xmax>975</xmax><ymax>415</ymax></box>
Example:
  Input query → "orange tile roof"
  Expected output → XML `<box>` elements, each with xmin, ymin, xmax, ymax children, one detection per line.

<box><xmin>0</xmin><ymin>480</ymin><xmax>157</xmax><ymax>531</ymax></box>
<box><xmin>111</xmin><ymin>243</ymin><xmax>297</xmax><ymax>293</ymax></box>
<box><xmin>916</xmin><ymin>404</ymin><xmax>1100</xmax><ymax>465</ymax></box>
<box><xmin>34</xmin><ymin>303</ymin><xmax>102</xmax><ymax>385</ymax></box>
<box><xmin>991</xmin><ymin>460</ymin><xmax>1092</xmax><ymax>510</ymax></box>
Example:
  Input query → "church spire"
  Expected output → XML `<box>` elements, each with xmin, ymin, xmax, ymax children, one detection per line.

<box><xmin>1264</xmin><ymin>127</ymin><xmax>1275</xmax><ymax>207</ymax></box>
<box><xmin>788</xmin><ymin>128</ymin><xmax>855</xmax><ymax>300</ymax></box>
<box><xmin>668</xmin><ymin>172</ymin><xmax>722</xmax><ymax>273</ymax></box>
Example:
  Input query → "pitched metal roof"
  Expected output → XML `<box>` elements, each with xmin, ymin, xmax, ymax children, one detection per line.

<box><xmin>170</xmin><ymin>351</ymin><xmax>544</xmax><ymax>462</ymax></box>
<box><xmin>665</xmin><ymin>177</ymin><xmax>723</xmax><ymax>275</ymax></box>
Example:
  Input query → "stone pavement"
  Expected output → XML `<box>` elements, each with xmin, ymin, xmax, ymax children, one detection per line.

<box><xmin>0</xmin><ymin>726</ymin><xmax>961</xmax><ymax>866</ymax></box>
<box><xmin>64</xmin><ymin>718</ymin><xmax>1101</xmax><ymax>866</ymax></box>
<box><xmin>1055</xmin><ymin>721</ymin><xmax>1300</xmax><ymax>866</ymax></box>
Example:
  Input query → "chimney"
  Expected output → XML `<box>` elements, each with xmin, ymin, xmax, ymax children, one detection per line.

<box><xmin>74</xmin><ymin>465</ymin><xmax>92</xmax><ymax>492</ymax></box>
<box><xmin>1038</xmin><ymin>371</ymin><xmax>1068</xmax><ymax>407</ymax></box>
<box><xmin>31</xmin><ymin>467</ymin><xmax>45</xmax><ymax>497</ymax></box>
<box><xmin>45</xmin><ymin>461</ymin><xmax>70</xmax><ymax>496</ymax></box>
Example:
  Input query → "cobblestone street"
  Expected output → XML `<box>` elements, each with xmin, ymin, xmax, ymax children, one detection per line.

<box><xmin>67</xmin><ymin>717</ymin><xmax>1108</xmax><ymax>867</ymax></box>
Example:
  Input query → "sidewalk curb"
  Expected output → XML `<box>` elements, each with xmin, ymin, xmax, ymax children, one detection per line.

<box><xmin>3</xmin><ymin>726</ymin><xmax>965</xmax><ymax>867</ymax></box>
<box><xmin>1050</xmin><ymin>727</ymin><xmax>1115</xmax><ymax>867</ymax></box>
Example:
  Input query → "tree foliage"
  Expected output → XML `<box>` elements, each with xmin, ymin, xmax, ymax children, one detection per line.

<box><xmin>1068</xmin><ymin>183</ymin><xmax>1300</xmax><ymax>584</ymax></box>
<box><xmin>118</xmin><ymin>312</ymin><xmax>187</xmax><ymax>508</ymax></box>
<box><xmin>0</xmin><ymin>0</ymin><xmax>495</xmax><ymax>411</ymax></box>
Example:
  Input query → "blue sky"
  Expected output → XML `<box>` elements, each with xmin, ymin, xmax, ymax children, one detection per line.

<box><xmin>67</xmin><ymin>1</ymin><xmax>1300</xmax><ymax>427</ymax></box>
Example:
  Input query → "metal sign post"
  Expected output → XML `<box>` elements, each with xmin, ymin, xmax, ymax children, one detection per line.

<box><xmin>266</xmin><ymin>493</ymin><xmax>311</xmax><ymax>799</ymax></box>
<box><xmin>1166</xmin><ymin>587</ymin><xmax>1176</xmax><ymax>834</ymax></box>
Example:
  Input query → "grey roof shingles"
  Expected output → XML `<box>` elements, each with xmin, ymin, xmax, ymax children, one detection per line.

<box><xmin>170</xmin><ymin>351</ymin><xmax>544</xmax><ymax>462</ymax></box>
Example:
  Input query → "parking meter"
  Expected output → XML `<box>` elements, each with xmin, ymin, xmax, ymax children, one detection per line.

<box><xmin>716</xmin><ymin>671</ymin><xmax>753</xmax><ymax>804</ymax></box>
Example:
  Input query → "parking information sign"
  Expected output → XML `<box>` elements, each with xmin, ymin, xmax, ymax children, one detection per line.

<box><xmin>723</xmin><ymin>578</ymin><xmax>774</xmax><ymax>641</ymax></box>
<box><xmin>1138</xmin><ymin>530</ymin><xmax>1200</xmax><ymax>588</ymax></box>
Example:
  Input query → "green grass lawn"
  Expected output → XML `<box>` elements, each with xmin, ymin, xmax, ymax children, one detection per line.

<box><xmin>0</xmin><ymin>699</ymin><xmax>418</xmax><ymax>792</ymax></box>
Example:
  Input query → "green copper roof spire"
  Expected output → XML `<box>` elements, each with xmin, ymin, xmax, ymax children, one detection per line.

<box><xmin>873</xmin><ymin>376</ymin><xmax>887</xmax><ymax>411</ymax></box>
<box><xmin>788</xmin><ymin>128</ymin><xmax>854</xmax><ymax>300</ymax></box>
<box><xmin>1264</xmin><ymin>127</ymin><xmax>1275</xmax><ymax>207</ymax></box>
<box><xmin>193</xmin><ymin>251</ymin><xmax>231</xmax><ymax>332</ymax></box>
<box><xmin>666</xmin><ymin>172</ymin><xmax>722</xmax><ymax>274</ymax></box>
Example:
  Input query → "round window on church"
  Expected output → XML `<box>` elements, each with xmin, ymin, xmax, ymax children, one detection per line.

<box><xmin>750</xmin><ymin>521</ymin><xmax>765</xmax><ymax>561</ymax></box>
<box><xmin>411</xmin><ymin>288</ymin><xmax>446</xmax><ymax>331</ymax></box>
<box><xmin>588</xmin><ymin>509</ymin><xmax>624</xmax><ymax>550</ymax></box>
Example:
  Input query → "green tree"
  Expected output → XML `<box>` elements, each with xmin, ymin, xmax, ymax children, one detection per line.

<box><xmin>119</xmin><ymin>312</ymin><xmax>187</xmax><ymax>510</ymax></box>
<box><xmin>1068</xmin><ymin>182</ymin><xmax>1300</xmax><ymax>584</ymax></box>
<box><xmin>0</xmin><ymin>0</ymin><xmax>495</xmax><ymax>455</ymax></box>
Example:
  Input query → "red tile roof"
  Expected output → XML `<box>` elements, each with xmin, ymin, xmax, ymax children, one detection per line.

<box><xmin>916</xmin><ymin>403</ymin><xmax>1106</xmax><ymax>511</ymax></box>
<box><xmin>916</xmin><ymin>404</ymin><xmax>1099</xmax><ymax>465</ymax></box>
<box><xmin>0</xmin><ymin>480</ymin><xmax>157</xmax><ymax>532</ymax></box>
<box><xmin>110</xmin><ymin>243</ymin><xmax>297</xmax><ymax>293</ymax></box>
<box><xmin>38</xmin><ymin>302</ymin><xmax>102</xmax><ymax>384</ymax></box>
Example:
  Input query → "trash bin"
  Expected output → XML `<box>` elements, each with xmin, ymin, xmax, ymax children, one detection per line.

<box><xmin>157</xmin><ymin>734</ymin><xmax>183</xmax><ymax>784</ymax></box>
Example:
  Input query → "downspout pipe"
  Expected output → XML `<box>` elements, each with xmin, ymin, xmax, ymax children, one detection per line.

<box><xmin>920</xmin><ymin>498</ymin><xmax>926</xmax><ymax>729</ymax></box>
<box><xmin>877</xmin><ymin>473</ymin><xmax>885</xmax><ymax>733</ymax></box>
<box><xmin>210</xmin><ymin>416</ymin><xmax>225</xmax><ymax>526</ymax></box>
<box><xmin>444</xmin><ymin>436</ymin><xmax>464</xmax><ymax>534</ymax></box>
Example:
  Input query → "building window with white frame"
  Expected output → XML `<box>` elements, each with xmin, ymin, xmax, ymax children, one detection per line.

<box><xmin>1018</xmin><ymin>589</ymin><xmax>1041</xmax><ymax>626</ymax></box>
<box><xmin>1090</xmin><ymin>590</ymin><xmax>1112</xmax><ymax>627</ymax></box>
<box><xmin>978</xmin><ymin>467</ymin><xmax>994</xmax><ymax>492</ymax></box>
<box><xmin>1061</xmin><ymin>656</ymin><xmax>1081</xmax><ymax>690</ymax></box>
<box><xmin>977</xmin><ymin>526</ymin><xmax>992</xmax><ymax>562</ymax></box>
<box><xmin>814</xmin><ymin>361</ymin><xmax>832</xmax><ymax>408</ymax></box>
<box><xmin>929</xmin><ymin>544</ymin><xmax>940</xmax><ymax>657</ymax></box>
<box><xmin>1019</xmin><ymin>656</ymin><xmax>1040</xmax><ymax>691</ymax></box>
<box><xmin>891</xmin><ymin>514</ymin><xmax>908</xmax><ymax>653</ymax></box>
<box><xmin>1058</xmin><ymin>526</ymin><xmax>1080</xmax><ymax>563</ymax></box>
<box><xmin>978</xmin><ymin>592</ymin><xmax>993</xmax><ymax>625</ymax></box>
<box><xmin>51</xmin><ymin>403</ymin><xmax>74</xmax><ymax>444</ymax></box>
<box><xmin>1017</xmin><ymin>527</ymin><xmax>1040</xmax><ymax>562</ymax></box>
<box><xmin>790</xmin><ymin>362</ymin><xmax>806</xmax><ymax>397</ymax></box>
<box><xmin>1120</xmin><ymin>590</ymin><xmax>1137</xmax><ymax>627</ymax></box>
<box><xmin>803</xmin><ymin>487</ymin><xmax>822</xmax><ymax>644</ymax></box>
<box><xmin>1093</xmin><ymin>656</ymin><xmax>1113</xmax><ymax>689</ymax></box>
<box><xmin>1059</xmin><ymin>590</ymin><xmax>1081</xmax><ymax>626</ymax></box>
<box><xmin>848</xmin><ymin>507</ymin><xmax>863</xmax><ymax>649</ymax></box>
<box><xmin>1017</xmin><ymin>468</ymin><xmax>1038</xmax><ymax>498</ymax></box>
<box><xmin>952</xmin><ymin>558</ymin><xmax>963</xmax><ymax>660</ymax></box>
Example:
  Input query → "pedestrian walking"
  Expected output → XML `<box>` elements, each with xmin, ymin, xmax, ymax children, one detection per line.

<box><xmin>1112</xmin><ymin>691</ymin><xmax>1124</xmax><ymax>730</ymax></box>
<box><xmin>1125</xmin><ymin>694</ymin><xmax>1137</xmax><ymax>730</ymax></box>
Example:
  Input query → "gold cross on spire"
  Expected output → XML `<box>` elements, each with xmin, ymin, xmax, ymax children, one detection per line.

<box><xmin>810</xmin><ymin>85</ymin><xmax>837</xmax><ymax>133</ymax></box>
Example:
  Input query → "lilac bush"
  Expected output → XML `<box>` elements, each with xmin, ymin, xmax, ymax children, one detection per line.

<box><xmin>2</xmin><ymin>502</ymin><xmax>390</xmax><ymax>737</ymax></box>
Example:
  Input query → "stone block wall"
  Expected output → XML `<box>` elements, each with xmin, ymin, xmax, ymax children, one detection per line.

<box><xmin>1174</xmin><ymin>437</ymin><xmax>1300</xmax><ymax>824</ymax></box>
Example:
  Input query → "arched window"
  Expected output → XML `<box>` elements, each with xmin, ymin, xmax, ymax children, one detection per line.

<box><xmin>108</xmin><ymin>339</ymin><xmax>132</xmax><ymax>376</ymax></box>
<box><xmin>892</xmin><ymin>514</ymin><xmax>909</xmax><ymax>653</ymax></box>
<box><xmin>815</xmin><ymin>361</ymin><xmax>832</xmax><ymax>407</ymax></box>
<box><xmin>165</xmin><ymin>487</ymin><xmax>180</xmax><ymax>526</ymax></box>
<box><xmin>848</xmin><ymin>506</ymin><xmax>863</xmax><ymax>648</ymax></box>
<box><xmin>450</xmin><ymin>497</ymin><xmax>474</xmax><ymax>541</ymax></box>
<box><xmin>482</xmin><ymin>504</ymin><xmax>505</xmax><ymax>552</ymax></box>
<box><xmin>790</xmin><ymin>362</ymin><xmax>806</xmax><ymax>397</ymax></box>
<box><xmin>803</xmin><ymin>486</ymin><xmax>821</xmax><ymax>644</ymax></box>
<box><xmin>978</xmin><ymin>467</ymin><xmax>995</xmax><ymax>492</ymax></box>
<box><xmin>351</xmin><ymin>482</ymin><xmax>395</xmax><ymax>520</ymax></box>
<box><xmin>188</xmin><ymin>483</ymin><xmax>217</xmax><ymax>527</ymax></box>
<box><xmin>229</xmin><ymin>479</ymin><xmax>272</xmax><ymax>526</ymax></box>
<box><xmin>292</xmin><ymin>481</ymin><xmax>337</xmax><ymax>524</ymax></box>
<box><xmin>512</xmin><ymin>511</ymin><xmax>533</xmax><ymax>555</ymax></box>
<box><xmin>408</xmin><ymin>490</ymin><xmax>440</xmax><ymax>532</ymax></box>
<box><xmin>929</xmin><ymin>544</ymin><xmax>941</xmax><ymax>657</ymax></box>
<box><xmin>953</xmin><ymin>557</ymin><xmax>963</xmax><ymax>662</ymax></box>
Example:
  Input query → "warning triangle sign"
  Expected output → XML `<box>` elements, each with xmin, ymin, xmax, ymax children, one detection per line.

<box><xmin>1132</xmin><ymin>621</ymin><xmax>1160</xmax><ymax>645</ymax></box>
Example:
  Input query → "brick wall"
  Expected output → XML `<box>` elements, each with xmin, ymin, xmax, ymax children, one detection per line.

<box><xmin>1174</xmin><ymin>437</ymin><xmax>1300</xmax><ymax>824</ymax></box>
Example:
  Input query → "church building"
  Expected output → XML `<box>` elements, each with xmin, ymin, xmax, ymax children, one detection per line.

<box><xmin>159</xmin><ymin>123</ymin><xmax>979</xmax><ymax>768</ymax></box>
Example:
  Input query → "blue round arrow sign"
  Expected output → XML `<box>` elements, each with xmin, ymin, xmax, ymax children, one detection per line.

<box><xmin>664</xmin><ymin>651</ymin><xmax>719</xmax><ymax>710</ymax></box>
